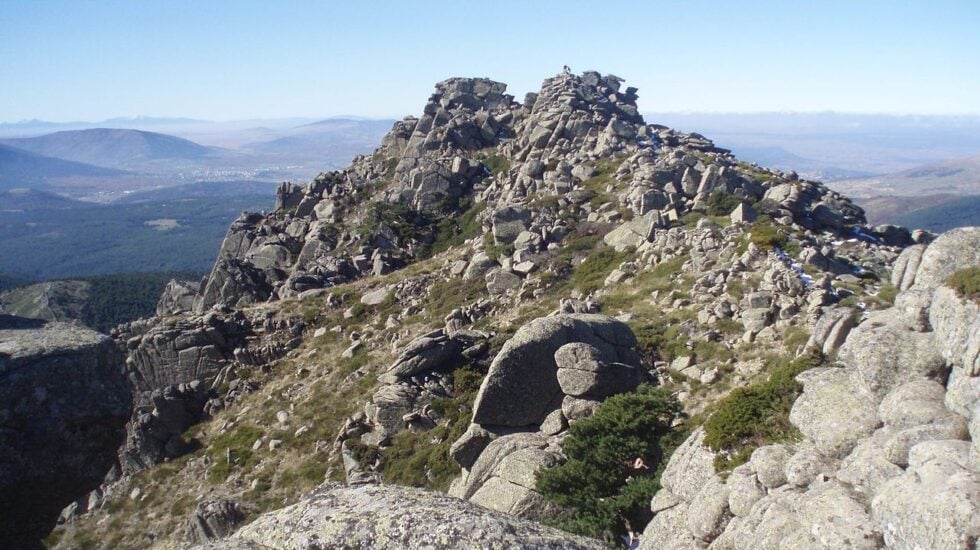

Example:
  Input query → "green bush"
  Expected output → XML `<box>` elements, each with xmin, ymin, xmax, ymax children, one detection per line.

<box><xmin>381</xmin><ymin>407</ymin><xmax>470</xmax><ymax>491</ymax></box>
<box><xmin>429</xmin><ymin>201</ymin><xmax>486</xmax><ymax>256</ymax></box>
<box><xmin>536</xmin><ymin>385</ymin><xmax>683</xmax><ymax>540</ymax></box>
<box><xmin>876</xmin><ymin>283</ymin><xmax>898</xmax><ymax>305</ymax></box>
<box><xmin>948</xmin><ymin>267</ymin><xmax>980</xmax><ymax>302</ymax></box>
<box><xmin>381</xmin><ymin>366</ymin><xmax>480</xmax><ymax>491</ymax></box>
<box><xmin>453</xmin><ymin>366</ymin><xmax>485</xmax><ymax>396</ymax></box>
<box><xmin>482</xmin><ymin>231</ymin><xmax>516</xmax><ymax>260</ymax></box>
<box><xmin>706</xmin><ymin>191</ymin><xmax>743</xmax><ymax>216</ymax></box>
<box><xmin>748</xmin><ymin>222</ymin><xmax>788</xmax><ymax>251</ymax></box>
<box><xmin>703</xmin><ymin>352</ymin><xmax>823</xmax><ymax>472</ymax></box>
<box><xmin>481</xmin><ymin>154</ymin><xmax>511</xmax><ymax>177</ymax></box>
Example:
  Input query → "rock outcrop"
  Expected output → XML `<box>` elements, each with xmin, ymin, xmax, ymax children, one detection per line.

<box><xmin>447</xmin><ymin>314</ymin><xmax>650</xmax><ymax>518</ymax></box>
<box><xmin>40</xmin><ymin>69</ymin><xmax>977</xmax><ymax>549</ymax></box>
<box><xmin>200</xmin><ymin>483</ymin><xmax>603</xmax><ymax>549</ymax></box>
<box><xmin>640</xmin><ymin>227</ymin><xmax>980</xmax><ymax>550</ymax></box>
<box><xmin>0</xmin><ymin>316</ymin><xmax>131</xmax><ymax>548</ymax></box>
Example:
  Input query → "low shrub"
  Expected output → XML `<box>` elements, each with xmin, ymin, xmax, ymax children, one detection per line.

<box><xmin>703</xmin><ymin>351</ymin><xmax>823</xmax><ymax>472</ymax></box>
<box><xmin>381</xmin><ymin>366</ymin><xmax>480</xmax><ymax>491</ymax></box>
<box><xmin>536</xmin><ymin>385</ymin><xmax>683</xmax><ymax>541</ymax></box>
<box><xmin>705</xmin><ymin>191</ymin><xmax>743</xmax><ymax>216</ymax></box>
<box><xmin>481</xmin><ymin>154</ymin><xmax>511</xmax><ymax>177</ymax></box>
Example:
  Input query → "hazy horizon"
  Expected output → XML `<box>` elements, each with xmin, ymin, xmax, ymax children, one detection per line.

<box><xmin>6</xmin><ymin>110</ymin><xmax>980</xmax><ymax>127</ymax></box>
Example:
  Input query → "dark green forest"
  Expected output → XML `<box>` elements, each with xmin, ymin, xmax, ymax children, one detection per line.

<box><xmin>78</xmin><ymin>272</ymin><xmax>201</xmax><ymax>332</ymax></box>
<box><xmin>0</xmin><ymin>192</ymin><xmax>271</xmax><ymax>279</ymax></box>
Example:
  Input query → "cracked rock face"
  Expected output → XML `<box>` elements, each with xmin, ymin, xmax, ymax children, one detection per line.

<box><xmin>0</xmin><ymin>316</ymin><xmax>131</xmax><ymax>548</ymax></box>
<box><xmin>198</xmin><ymin>483</ymin><xmax>604</xmax><ymax>549</ymax></box>
<box><xmin>472</xmin><ymin>314</ymin><xmax>641</xmax><ymax>426</ymax></box>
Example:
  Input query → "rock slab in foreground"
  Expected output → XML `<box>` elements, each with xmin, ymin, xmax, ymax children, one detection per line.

<box><xmin>201</xmin><ymin>483</ymin><xmax>604</xmax><ymax>549</ymax></box>
<box><xmin>0</xmin><ymin>316</ymin><xmax>131</xmax><ymax>548</ymax></box>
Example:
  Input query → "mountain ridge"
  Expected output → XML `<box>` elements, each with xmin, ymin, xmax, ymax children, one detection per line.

<box><xmin>0</xmin><ymin>128</ymin><xmax>226</xmax><ymax>169</ymax></box>
<box><xmin>16</xmin><ymin>70</ymin><xmax>977</xmax><ymax>550</ymax></box>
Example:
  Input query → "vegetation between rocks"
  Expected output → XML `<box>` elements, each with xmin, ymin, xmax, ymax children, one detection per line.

<box><xmin>948</xmin><ymin>266</ymin><xmax>980</xmax><ymax>302</ymax></box>
<box><xmin>380</xmin><ymin>366</ymin><xmax>483</xmax><ymax>491</ymax></box>
<box><xmin>703</xmin><ymin>350</ymin><xmax>824</xmax><ymax>473</ymax></box>
<box><xmin>536</xmin><ymin>385</ymin><xmax>684</xmax><ymax>542</ymax></box>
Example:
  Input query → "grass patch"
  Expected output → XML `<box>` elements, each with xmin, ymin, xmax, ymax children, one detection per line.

<box><xmin>479</xmin><ymin>153</ymin><xmax>512</xmax><ymax>177</ymax></box>
<box><xmin>421</xmin><ymin>276</ymin><xmax>489</xmax><ymax>322</ymax></box>
<box><xmin>429</xmin><ymin>201</ymin><xmax>486</xmax><ymax>257</ymax></box>
<box><xmin>381</xmin><ymin>368</ymin><xmax>479</xmax><ymax>491</ymax></box>
<box><xmin>570</xmin><ymin>246</ymin><xmax>632</xmax><ymax>293</ymax></box>
<box><xmin>483</xmin><ymin>231</ymin><xmax>515</xmax><ymax>259</ymax></box>
<box><xmin>581</xmin><ymin>155</ymin><xmax>626</xmax><ymax>209</ymax></box>
<box><xmin>207</xmin><ymin>424</ymin><xmax>264</xmax><ymax>482</ymax></box>
<box><xmin>703</xmin><ymin>351</ymin><xmax>823</xmax><ymax>473</ymax></box>
<box><xmin>948</xmin><ymin>267</ymin><xmax>980</xmax><ymax>302</ymax></box>
<box><xmin>277</xmin><ymin>454</ymin><xmax>329</xmax><ymax>493</ymax></box>
<box><xmin>706</xmin><ymin>191</ymin><xmax>743</xmax><ymax>216</ymax></box>
<box><xmin>338</xmin><ymin>346</ymin><xmax>371</xmax><ymax>376</ymax></box>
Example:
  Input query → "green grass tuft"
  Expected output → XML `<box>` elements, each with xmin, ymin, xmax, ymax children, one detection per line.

<box><xmin>948</xmin><ymin>267</ymin><xmax>980</xmax><ymax>302</ymax></box>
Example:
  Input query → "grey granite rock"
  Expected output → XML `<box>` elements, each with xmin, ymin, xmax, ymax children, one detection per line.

<box><xmin>0</xmin><ymin>316</ymin><xmax>131</xmax><ymax>547</ymax></box>
<box><xmin>204</xmin><ymin>483</ymin><xmax>603</xmax><ymax>549</ymax></box>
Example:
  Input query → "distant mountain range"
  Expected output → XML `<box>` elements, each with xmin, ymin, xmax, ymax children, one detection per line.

<box><xmin>647</xmin><ymin>112</ymin><xmax>980</xmax><ymax>179</ymax></box>
<box><xmin>0</xmin><ymin>119</ymin><xmax>394</xmax><ymax>200</ymax></box>
<box><xmin>240</xmin><ymin>118</ymin><xmax>395</xmax><ymax>162</ymax></box>
<box><xmin>826</xmin><ymin>155</ymin><xmax>980</xmax><ymax>233</ymax></box>
<box><xmin>830</xmin><ymin>154</ymin><xmax>980</xmax><ymax>197</ymax></box>
<box><xmin>0</xmin><ymin>128</ymin><xmax>226</xmax><ymax>169</ymax></box>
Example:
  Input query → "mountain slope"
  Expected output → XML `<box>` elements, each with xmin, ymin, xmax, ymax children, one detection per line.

<box><xmin>240</xmin><ymin>117</ymin><xmax>394</xmax><ymax>168</ymax></box>
<box><xmin>40</xmin><ymin>71</ymin><xmax>979</xmax><ymax>550</ymax></box>
<box><xmin>0</xmin><ymin>144</ymin><xmax>125</xmax><ymax>190</ymax></box>
<box><xmin>832</xmin><ymin>154</ymin><xmax>980</xmax><ymax>197</ymax></box>
<box><xmin>0</xmin><ymin>128</ymin><xmax>224</xmax><ymax>169</ymax></box>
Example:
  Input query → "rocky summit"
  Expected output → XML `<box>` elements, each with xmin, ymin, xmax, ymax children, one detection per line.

<box><xmin>14</xmin><ymin>70</ymin><xmax>977</xmax><ymax>549</ymax></box>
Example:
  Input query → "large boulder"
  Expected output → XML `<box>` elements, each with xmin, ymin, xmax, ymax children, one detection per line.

<box><xmin>837</xmin><ymin>311</ymin><xmax>947</xmax><ymax>401</ymax></box>
<box><xmin>203</xmin><ymin>483</ymin><xmax>603</xmax><ymax>549</ymax></box>
<box><xmin>490</xmin><ymin>205</ymin><xmax>531</xmax><ymax>245</ymax></box>
<box><xmin>471</xmin><ymin>314</ymin><xmax>641</xmax><ymax>427</ymax></box>
<box><xmin>156</xmin><ymin>279</ymin><xmax>200</xmax><ymax>317</ymax></box>
<box><xmin>789</xmin><ymin>368</ymin><xmax>880</xmax><ymax>458</ymax></box>
<box><xmin>910</xmin><ymin>227</ymin><xmax>980</xmax><ymax>290</ymax></box>
<box><xmin>891</xmin><ymin>244</ymin><xmax>926</xmax><ymax>291</ymax></box>
<box><xmin>603</xmin><ymin>212</ymin><xmax>664</xmax><ymax>251</ymax></box>
<box><xmin>0</xmin><ymin>316</ymin><xmax>132</xmax><ymax>547</ymax></box>
<box><xmin>872</xmin><ymin>444</ymin><xmax>980</xmax><ymax>550</ymax></box>
<box><xmin>554</xmin><ymin>342</ymin><xmax>646</xmax><ymax>398</ymax></box>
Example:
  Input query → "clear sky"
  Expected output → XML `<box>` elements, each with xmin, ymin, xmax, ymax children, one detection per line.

<box><xmin>1</xmin><ymin>0</ymin><xmax>979</xmax><ymax>122</ymax></box>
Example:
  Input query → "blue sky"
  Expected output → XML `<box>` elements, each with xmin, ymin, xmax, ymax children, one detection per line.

<box><xmin>1</xmin><ymin>0</ymin><xmax>978</xmax><ymax>121</ymax></box>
